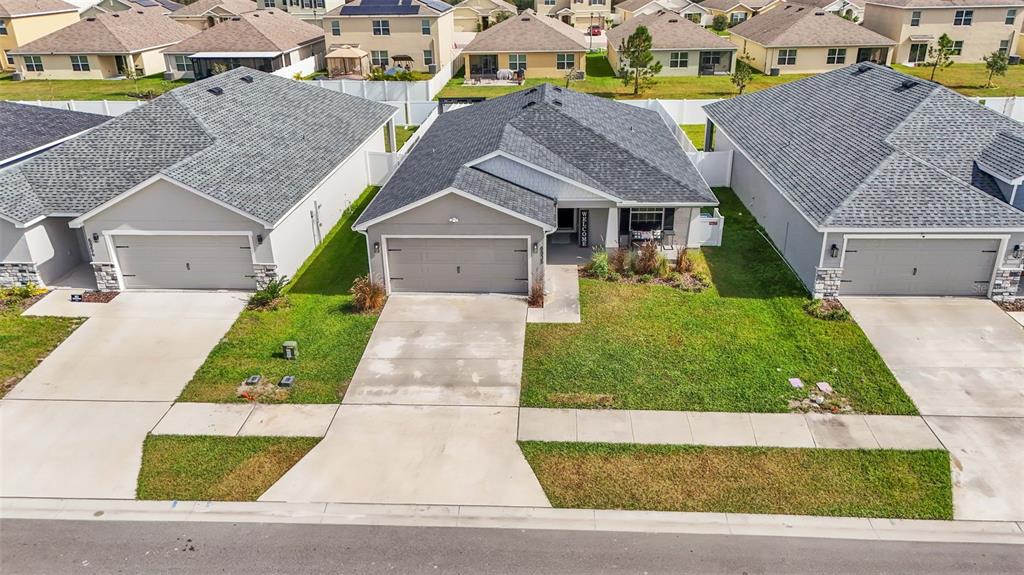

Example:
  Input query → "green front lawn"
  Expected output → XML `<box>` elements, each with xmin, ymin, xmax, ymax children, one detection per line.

<box><xmin>522</xmin><ymin>188</ymin><xmax>915</xmax><ymax>414</ymax></box>
<box><xmin>438</xmin><ymin>53</ymin><xmax>812</xmax><ymax>100</ymax></box>
<box><xmin>0</xmin><ymin>72</ymin><xmax>189</xmax><ymax>101</ymax></box>
<box><xmin>385</xmin><ymin>125</ymin><xmax>418</xmax><ymax>152</ymax></box>
<box><xmin>177</xmin><ymin>186</ymin><xmax>380</xmax><ymax>404</ymax></box>
<box><xmin>137</xmin><ymin>435</ymin><xmax>319</xmax><ymax>501</ymax></box>
<box><xmin>0</xmin><ymin>296</ymin><xmax>84</xmax><ymax>398</ymax></box>
<box><xmin>895</xmin><ymin>63</ymin><xmax>1024</xmax><ymax>98</ymax></box>
<box><xmin>521</xmin><ymin>442</ymin><xmax>953</xmax><ymax>520</ymax></box>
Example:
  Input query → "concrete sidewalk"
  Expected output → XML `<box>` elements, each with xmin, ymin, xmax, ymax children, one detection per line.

<box><xmin>527</xmin><ymin>265</ymin><xmax>581</xmax><ymax>324</ymax></box>
<box><xmin>151</xmin><ymin>403</ymin><xmax>339</xmax><ymax>437</ymax></box>
<box><xmin>518</xmin><ymin>408</ymin><xmax>944</xmax><ymax>450</ymax></box>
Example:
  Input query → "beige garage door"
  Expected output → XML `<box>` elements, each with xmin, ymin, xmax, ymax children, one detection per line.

<box><xmin>840</xmin><ymin>238</ymin><xmax>999</xmax><ymax>297</ymax></box>
<box><xmin>386</xmin><ymin>238</ymin><xmax>529</xmax><ymax>294</ymax></box>
<box><xmin>113</xmin><ymin>235</ymin><xmax>256</xmax><ymax>290</ymax></box>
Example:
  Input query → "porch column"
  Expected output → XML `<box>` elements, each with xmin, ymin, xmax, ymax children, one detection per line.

<box><xmin>463</xmin><ymin>54</ymin><xmax>471</xmax><ymax>80</ymax></box>
<box><xmin>605</xmin><ymin>207</ymin><xmax>619</xmax><ymax>248</ymax></box>
<box><xmin>387</xmin><ymin>118</ymin><xmax>397</xmax><ymax>154</ymax></box>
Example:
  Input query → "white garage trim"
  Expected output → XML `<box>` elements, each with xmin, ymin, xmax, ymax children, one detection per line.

<box><xmin>380</xmin><ymin>234</ymin><xmax>532</xmax><ymax>295</ymax></box>
<box><xmin>839</xmin><ymin>233</ymin><xmax>1009</xmax><ymax>298</ymax></box>
<box><xmin>102</xmin><ymin>230</ymin><xmax>261</xmax><ymax>291</ymax></box>
<box><xmin>354</xmin><ymin>187</ymin><xmax>557</xmax><ymax>232</ymax></box>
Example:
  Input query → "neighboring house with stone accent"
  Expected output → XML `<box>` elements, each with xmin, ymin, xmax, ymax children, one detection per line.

<box><xmin>0</xmin><ymin>0</ymin><xmax>81</xmax><ymax>71</ymax></box>
<box><xmin>607</xmin><ymin>10</ymin><xmax>737</xmax><ymax>76</ymax></box>
<box><xmin>728</xmin><ymin>4</ymin><xmax>895</xmax><ymax>74</ymax></box>
<box><xmin>0</xmin><ymin>101</ymin><xmax>107</xmax><ymax>168</ymax></box>
<box><xmin>703</xmin><ymin>62</ymin><xmax>1024</xmax><ymax>301</ymax></box>
<box><xmin>0</xmin><ymin>67</ymin><xmax>396</xmax><ymax>290</ymax></box>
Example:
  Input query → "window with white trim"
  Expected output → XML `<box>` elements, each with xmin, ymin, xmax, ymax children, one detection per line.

<box><xmin>262</xmin><ymin>0</ymin><xmax>273</xmax><ymax>6</ymax></box>
<box><xmin>544</xmin><ymin>0</ymin><xmax>555</xmax><ymax>5</ymax></box>
<box><xmin>1006</xmin><ymin>9</ymin><xmax>1017</xmax><ymax>25</ymax></box>
<box><xmin>730</xmin><ymin>12</ymin><xmax>747</xmax><ymax>24</ymax></box>
<box><xmin>777</xmin><ymin>49</ymin><xmax>797</xmax><ymax>65</ymax></box>
<box><xmin>423</xmin><ymin>49</ymin><xmax>433</xmax><ymax>66</ymax></box>
<box><xmin>910</xmin><ymin>10</ymin><xmax>920</xmax><ymax>26</ymax></box>
<box><xmin>669</xmin><ymin>52</ymin><xmax>688</xmax><ymax>68</ymax></box>
<box><xmin>508</xmin><ymin>53</ymin><xmax>526</xmax><ymax>70</ymax></box>
<box><xmin>421</xmin><ymin>18</ymin><xmax>430</xmax><ymax>34</ymax></box>
<box><xmin>953</xmin><ymin>9</ymin><xmax>972</xmax><ymax>26</ymax></box>
<box><xmin>950</xmin><ymin>40</ymin><xmax>963</xmax><ymax>55</ymax></box>
<box><xmin>70</xmin><ymin>55</ymin><xmax>90</xmax><ymax>71</ymax></box>
<box><xmin>372</xmin><ymin>19</ymin><xmax>390</xmax><ymax>35</ymax></box>
<box><xmin>331</xmin><ymin>20</ymin><xmax>341</xmax><ymax>35</ymax></box>
<box><xmin>371</xmin><ymin>50</ymin><xmax>389</xmax><ymax>67</ymax></box>
<box><xmin>826</xmin><ymin>48</ymin><xmax>846</xmax><ymax>65</ymax></box>
<box><xmin>0</xmin><ymin>19</ymin><xmax>7</xmax><ymax>35</ymax></box>
<box><xmin>23</xmin><ymin>56</ymin><xmax>43</xmax><ymax>72</ymax></box>
<box><xmin>174</xmin><ymin>55</ymin><xmax>193</xmax><ymax>72</ymax></box>
<box><xmin>998</xmin><ymin>40</ymin><xmax>1009</xmax><ymax>55</ymax></box>
<box><xmin>556</xmin><ymin>53</ymin><xmax>574</xmax><ymax>69</ymax></box>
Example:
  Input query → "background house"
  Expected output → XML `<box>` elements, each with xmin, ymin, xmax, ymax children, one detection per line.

<box><xmin>453</xmin><ymin>0</ymin><xmax>517</xmax><ymax>32</ymax></box>
<box><xmin>256</xmin><ymin>0</ymin><xmax>345</xmax><ymax>26</ymax></box>
<box><xmin>534</xmin><ymin>0</ymin><xmax>611</xmax><ymax>31</ymax></box>
<box><xmin>699</xmin><ymin>0</ymin><xmax>782</xmax><ymax>25</ymax></box>
<box><xmin>0</xmin><ymin>101</ymin><xmax>107</xmax><ymax>169</ymax></box>
<box><xmin>0</xmin><ymin>0</ymin><xmax>80</xmax><ymax>71</ymax></box>
<box><xmin>615</xmin><ymin>0</ymin><xmax>710</xmax><ymax>26</ymax></box>
<box><xmin>607</xmin><ymin>10</ymin><xmax>737</xmax><ymax>75</ymax></box>
<box><xmin>794</xmin><ymin>0</ymin><xmax>865</xmax><ymax>22</ymax></box>
<box><xmin>704</xmin><ymin>63</ymin><xmax>1024</xmax><ymax>301</ymax></box>
<box><xmin>10</xmin><ymin>10</ymin><xmax>196</xmax><ymax>79</ymax></box>
<box><xmin>460</xmin><ymin>9</ymin><xmax>588</xmax><ymax>80</ymax></box>
<box><xmin>168</xmin><ymin>0</ymin><xmax>258</xmax><ymax>31</ymax></box>
<box><xmin>0</xmin><ymin>68</ymin><xmax>397</xmax><ymax>291</ymax></box>
<box><xmin>729</xmin><ymin>4</ymin><xmax>895</xmax><ymax>73</ymax></box>
<box><xmin>322</xmin><ymin>0</ymin><xmax>455</xmax><ymax>73</ymax></box>
<box><xmin>862</xmin><ymin>0</ymin><xmax>1023</xmax><ymax>64</ymax></box>
<box><xmin>83</xmin><ymin>0</ymin><xmax>183</xmax><ymax>17</ymax></box>
<box><xmin>162</xmin><ymin>9</ymin><xmax>326</xmax><ymax>79</ymax></box>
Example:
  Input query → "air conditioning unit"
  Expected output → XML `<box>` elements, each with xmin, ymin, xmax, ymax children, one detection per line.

<box><xmin>1009</xmin><ymin>55</ymin><xmax>1021</xmax><ymax>66</ymax></box>
<box><xmin>769</xmin><ymin>68</ymin><xmax>781</xmax><ymax>76</ymax></box>
<box><xmin>428</xmin><ymin>64</ymin><xmax>438</xmax><ymax>74</ymax></box>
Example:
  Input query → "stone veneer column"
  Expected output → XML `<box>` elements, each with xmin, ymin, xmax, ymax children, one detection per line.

<box><xmin>92</xmin><ymin>263</ymin><xmax>119</xmax><ymax>292</ymax></box>
<box><xmin>991</xmin><ymin>267</ymin><xmax>1022</xmax><ymax>303</ymax></box>
<box><xmin>253</xmin><ymin>264</ymin><xmax>278</xmax><ymax>289</ymax></box>
<box><xmin>0</xmin><ymin>263</ymin><xmax>42</xmax><ymax>287</ymax></box>
<box><xmin>813</xmin><ymin>268</ymin><xmax>842</xmax><ymax>300</ymax></box>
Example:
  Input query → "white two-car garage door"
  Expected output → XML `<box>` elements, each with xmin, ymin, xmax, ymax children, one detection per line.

<box><xmin>840</xmin><ymin>238</ymin><xmax>999</xmax><ymax>297</ymax></box>
<box><xmin>113</xmin><ymin>235</ymin><xmax>256</xmax><ymax>290</ymax></box>
<box><xmin>386</xmin><ymin>237</ymin><xmax>529</xmax><ymax>294</ymax></box>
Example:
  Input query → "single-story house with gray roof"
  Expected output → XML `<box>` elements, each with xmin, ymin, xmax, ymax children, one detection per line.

<box><xmin>353</xmin><ymin>83</ymin><xmax>720</xmax><ymax>295</ymax></box>
<box><xmin>0</xmin><ymin>67</ymin><xmax>397</xmax><ymax>290</ymax></box>
<box><xmin>0</xmin><ymin>101</ymin><xmax>108</xmax><ymax>169</ymax></box>
<box><xmin>703</xmin><ymin>62</ymin><xmax>1024</xmax><ymax>301</ymax></box>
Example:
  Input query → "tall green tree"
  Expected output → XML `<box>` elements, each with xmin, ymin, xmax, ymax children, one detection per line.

<box><xmin>731</xmin><ymin>54</ymin><xmax>754</xmax><ymax>95</ymax></box>
<box><xmin>711</xmin><ymin>14</ymin><xmax>728</xmax><ymax>32</ymax></box>
<box><xmin>617</xmin><ymin>25</ymin><xmax>662</xmax><ymax>95</ymax></box>
<box><xmin>925</xmin><ymin>33</ymin><xmax>955</xmax><ymax>82</ymax></box>
<box><xmin>983</xmin><ymin>50</ymin><xmax>1009</xmax><ymax>88</ymax></box>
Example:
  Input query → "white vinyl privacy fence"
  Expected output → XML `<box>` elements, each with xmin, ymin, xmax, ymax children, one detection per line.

<box><xmin>8</xmin><ymin>99</ymin><xmax>145</xmax><ymax>116</ymax></box>
<box><xmin>304</xmin><ymin>61</ymin><xmax>453</xmax><ymax>102</ymax></box>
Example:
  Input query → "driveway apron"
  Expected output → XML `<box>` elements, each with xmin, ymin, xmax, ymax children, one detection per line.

<box><xmin>842</xmin><ymin>297</ymin><xmax>1024</xmax><ymax>521</ymax></box>
<box><xmin>262</xmin><ymin>294</ymin><xmax>550</xmax><ymax>507</ymax></box>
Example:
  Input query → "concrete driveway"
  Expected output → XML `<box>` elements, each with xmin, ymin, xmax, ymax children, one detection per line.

<box><xmin>264</xmin><ymin>294</ymin><xmax>549</xmax><ymax>507</ymax></box>
<box><xmin>843</xmin><ymin>297</ymin><xmax>1024</xmax><ymax>521</ymax></box>
<box><xmin>1</xmin><ymin>290</ymin><xmax>246</xmax><ymax>499</ymax></box>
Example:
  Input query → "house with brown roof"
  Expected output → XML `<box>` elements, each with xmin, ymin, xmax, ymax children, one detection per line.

<box><xmin>253</xmin><ymin>0</ymin><xmax>346</xmax><ymax>26</ymax></box>
<box><xmin>461</xmin><ymin>9</ymin><xmax>587</xmax><ymax>80</ymax></box>
<box><xmin>453</xmin><ymin>0</ymin><xmax>517</xmax><ymax>33</ymax></box>
<box><xmin>862</xmin><ymin>0</ymin><xmax>1023</xmax><ymax>64</ymax></box>
<box><xmin>162</xmin><ymin>9</ymin><xmax>325</xmax><ymax>79</ymax></box>
<box><xmin>793</xmin><ymin>0</ymin><xmax>865</xmax><ymax>22</ymax></box>
<box><xmin>83</xmin><ymin>0</ymin><xmax>183</xmax><ymax>18</ymax></box>
<box><xmin>168</xmin><ymin>0</ymin><xmax>258</xmax><ymax>31</ymax></box>
<box><xmin>0</xmin><ymin>0</ymin><xmax>80</xmax><ymax>71</ymax></box>
<box><xmin>700</xmin><ymin>0</ymin><xmax>783</xmax><ymax>25</ymax></box>
<box><xmin>607</xmin><ymin>10</ymin><xmax>737</xmax><ymax>75</ymax></box>
<box><xmin>729</xmin><ymin>4</ymin><xmax>896</xmax><ymax>73</ymax></box>
<box><xmin>534</xmin><ymin>0</ymin><xmax>610</xmax><ymax>32</ymax></box>
<box><xmin>10</xmin><ymin>10</ymin><xmax>197</xmax><ymax>79</ymax></box>
<box><xmin>615</xmin><ymin>0</ymin><xmax>710</xmax><ymax>26</ymax></box>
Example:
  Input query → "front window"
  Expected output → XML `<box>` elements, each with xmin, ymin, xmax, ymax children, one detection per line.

<box><xmin>685</xmin><ymin>13</ymin><xmax>700</xmax><ymax>23</ymax></box>
<box><xmin>998</xmin><ymin>40</ymin><xmax>1009</xmax><ymax>55</ymax></box>
<box><xmin>174</xmin><ymin>55</ymin><xmax>193</xmax><ymax>72</ymax></box>
<box><xmin>950</xmin><ymin>40</ymin><xmax>963</xmax><ymax>56</ymax></box>
<box><xmin>544</xmin><ymin>0</ymin><xmax>555</xmax><ymax>5</ymax></box>
<box><xmin>1007</xmin><ymin>9</ymin><xmax>1017</xmax><ymax>25</ymax></box>
<box><xmin>371</xmin><ymin>50</ymin><xmax>388</xmax><ymax>67</ymax></box>
<box><xmin>423</xmin><ymin>49</ymin><xmax>433</xmax><ymax>66</ymax></box>
<box><xmin>630</xmin><ymin>209</ymin><xmax>664</xmax><ymax>232</ymax></box>
<box><xmin>330</xmin><ymin>20</ymin><xmax>341</xmax><ymax>36</ymax></box>
<box><xmin>0</xmin><ymin>19</ymin><xmax>7</xmax><ymax>35</ymax></box>
<box><xmin>23</xmin><ymin>56</ymin><xmax>43</xmax><ymax>72</ymax></box>
<box><xmin>590</xmin><ymin>0</ymin><xmax>605</xmax><ymax>4</ymax></box>
<box><xmin>70</xmin><ymin>55</ymin><xmax>90</xmax><ymax>71</ymax></box>
<box><xmin>953</xmin><ymin>9</ymin><xmax>972</xmax><ymax>26</ymax></box>
<box><xmin>301</xmin><ymin>0</ymin><xmax>311</xmax><ymax>8</ymax></box>
<box><xmin>730</xmin><ymin>12</ymin><xmax>747</xmax><ymax>23</ymax></box>
<box><xmin>669</xmin><ymin>52</ymin><xmax>688</xmax><ymax>68</ymax></box>
<box><xmin>262</xmin><ymin>0</ymin><xmax>273</xmax><ymax>6</ymax></box>
<box><xmin>556</xmin><ymin>53</ymin><xmax>574</xmax><ymax>70</ymax></box>
<box><xmin>826</xmin><ymin>48</ymin><xmax>846</xmax><ymax>65</ymax></box>
<box><xmin>421</xmin><ymin>18</ymin><xmax>430</xmax><ymax>35</ymax></box>
<box><xmin>508</xmin><ymin>53</ymin><xmax>526</xmax><ymax>70</ymax></box>
<box><xmin>777</xmin><ymin>49</ymin><xmax>797</xmax><ymax>66</ymax></box>
<box><xmin>372</xmin><ymin>19</ymin><xmax>390</xmax><ymax>35</ymax></box>
<box><xmin>910</xmin><ymin>10</ymin><xmax>920</xmax><ymax>26</ymax></box>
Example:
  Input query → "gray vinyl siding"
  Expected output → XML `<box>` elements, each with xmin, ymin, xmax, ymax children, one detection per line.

<box><xmin>715</xmin><ymin>128</ymin><xmax>824</xmax><ymax>290</ymax></box>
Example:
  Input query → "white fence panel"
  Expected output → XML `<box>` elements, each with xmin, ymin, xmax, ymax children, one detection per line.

<box><xmin>971</xmin><ymin>96</ymin><xmax>1022</xmax><ymax>122</ymax></box>
<box><xmin>366</xmin><ymin>151</ymin><xmax>404</xmax><ymax>185</ymax></box>
<box><xmin>304</xmin><ymin>61</ymin><xmax>451</xmax><ymax>104</ymax></box>
<box><xmin>10</xmin><ymin>99</ymin><xmax>143</xmax><ymax>116</ymax></box>
<box><xmin>272</xmin><ymin>55</ymin><xmax>318</xmax><ymax>79</ymax></box>
<box><xmin>407</xmin><ymin>101</ymin><xmax>439</xmax><ymax>125</ymax></box>
<box><xmin>688</xmin><ymin>150</ymin><xmax>733</xmax><ymax>187</ymax></box>
<box><xmin>689</xmin><ymin>209</ymin><xmax>725</xmax><ymax>247</ymax></box>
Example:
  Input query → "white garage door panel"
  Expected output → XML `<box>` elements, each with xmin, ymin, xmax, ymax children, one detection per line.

<box><xmin>114</xmin><ymin>235</ymin><xmax>256</xmax><ymax>290</ymax></box>
<box><xmin>387</xmin><ymin>238</ymin><xmax>528</xmax><ymax>294</ymax></box>
<box><xmin>841</xmin><ymin>238</ymin><xmax>999</xmax><ymax>297</ymax></box>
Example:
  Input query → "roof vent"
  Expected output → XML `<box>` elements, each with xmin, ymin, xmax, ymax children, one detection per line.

<box><xmin>207</xmin><ymin>87</ymin><xmax>224</xmax><ymax>96</ymax></box>
<box><xmin>521</xmin><ymin>17</ymin><xmax>529</xmax><ymax>21</ymax></box>
<box><xmin>897</xmin><ymin>79</ymin><xmax>919</xmax><ymax>91</ymax></box>
<box><xmin>86</xmin><ymin>16</ymin><xmax>95</xmax><ymax>20</ymax></box>
<box><xmin>527</xmin><ymin>87</ymin><xmax>538</xmax><ymax>94</ymax></box>
<box><xmin>552</xmin><ymin>86</ymin><xmax>562</xmax><ymax>92</ymax></box>
<box><xmin>522</xmin><ymin>101</ymin><xmax>537</xmax><ymax>109</ymax></box>
<box><xmin>231</xmin><ymin>16</ymin><xmax>241</xmax><ymax>20</ymax></box>
<box><xmin>112</xmin><ymin>13</ymin><xmax>119</xmax><ymax>17</ymax></box>
<box><xmin>553</xmin><ymin>99</ymin><xmax>562</xmax><ymax>106</ymax></box>
<box><xmin>853</xmin><ymin>64</ymin><xmax>871</xmax><ymax>74</ymax></box>
<box><xmin>668</xmin><ymin>18</ymin><xmax>678</xmax><ymax>22</ymax></box>
<box><xmin>815</xmin><ymin>11</ymin><xmax>825</xmax><ymax>15</ymax></box>
<box><xmin>240</xmin><ymin>75</ymin><xmax>254</xmax><ymax>83</ymax></box>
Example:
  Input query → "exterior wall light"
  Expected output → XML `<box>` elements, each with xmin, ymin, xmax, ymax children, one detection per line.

<box><xmin>256</xmin><ymin>234</ymin><xmax>264</xmax><ymax>245</ymax></box>
<box><xmin>92</xmin><ymin>232</ymin><xmax>100</xmax><ymax>242</ymax></box>
<box><xmin>373</xmin><ymin>242</ymin><xmax>380</xmax><ymax>253</ymax></box>
<box><xmin>448</xmin><ymin>217</ymin><xmax>459</xmax><ymax>223</ymax></box>
<box><xmin>830</xmin><ymin>243</ymin><xmax>839</xmax><ymax>258</ymax></box>
<box><xmin>532</xmin><ymin>242</ymin><xmax>539</xmax><ymax>253</ymax></box>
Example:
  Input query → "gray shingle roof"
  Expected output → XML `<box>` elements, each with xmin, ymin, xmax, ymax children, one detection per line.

<box><xmin>729</xmin><ymin>4</ymin><xmax>895</xmax><ymax>48</ymax></box>
<box><xmin>463</xmin><ymin>9</ymin><xmax>588</xmax><ymax>53</ymax></box>
<box><xmin>356</xmin><ymin>84</ymin><xmax>717</xmax><ymax>229</ymax></box>
<box><xmin>979</xmin><ymin>132</ymin><xmax>1024</xmax><ymax>182</ymax></box>
<box><xmin>703</xmin><ymin>62</ymin><xmax>1024</xmax><ymax>230</ymax></box>
<box><xmin>607</xmin><ymin>10</ymin><xmax>737</xmax><ymax>51</ymax></box>
<box><xmin>0</xmin><ymin>68</ymin><xmax>395</xmax><ymax>226</ymax></box>
<box><xmin>0</xmin><ymin>102</ymin><xmax>107</xmax><ymax>165</ymax></box>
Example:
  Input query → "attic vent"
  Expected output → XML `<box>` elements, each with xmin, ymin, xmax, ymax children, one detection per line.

<box><xmin>112</xmin><ymin>13</ymin><xmax>119</xmax><ymax>17</ymax></box>
<box><xmin>814</xmin><ymin>11</ymin><xmax>825</xmax><ymax>15</ymax></box>
<box><xmin>527</xmin><ymin>87</ymin><xmax>538</xmax><ymax>94</ymax></box>
<box><xmin>897</xmin><ymin>79</ymin><xmax>919</xmax><ymax>91</ymax></box>
<box><xmin>231</xmin><ymin>16</ymin><xmax>241</xmax><ymax>20</ymax></box>
<box><xmin>521</xmin><ymin>17</ymin><xmax>529</xmax><ymax>21</ymax></box>
<box><xmin>668</xmin><ymin>18</ymin><xmax>678</xmax><ymax>23</ymax></box>
<box><xmin>522</xmin><ymin>101</ymin><xmax>537</xmax><ymax>109</ymax></box>
<box><xmin>86</xmin><ymin>16</ymin><xmax>95</xmax><ymax>20</ymax></box>
<box><xmin>553</xmin><ymin>99</ymin><xmax>563</xmax><ymax>106</ymax></box>
<box><xmin>240</xmin><ymin>75</ymin><xmax>254</xmax><ymax>83</ymax></box>
<box><xmin>207</xmin><ymin>87</ymin><xmax>224</xmax><ymax>96</ymax></box>
<box><xmin>853</xmin><ymin>64</ymin><xmax>871</xmax><ymax>74</ymax></box>
<box><xmin>552</xmin><ymin>86</ymin><xmax>562</xmax><ymax>92</ymax></box>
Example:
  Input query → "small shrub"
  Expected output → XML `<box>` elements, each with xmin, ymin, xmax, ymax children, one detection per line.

<box><xmin>691</xmin><ymin>269</ymin><xmax>711</xmax><ymax>289</ymax></box>
<box><xmin>633</xmin><ymin>241</ymin><xmax>659</xmax><ymax>275</ymax></box>
<box><xmin>607</xmin><ymin>271</ymin><xmax>622</xmax><ymax>282</ymax></box>
<box><xmin>804</xmin><ymin>299</ymin><xmax>851</xmax><ymax>321</ymax></box>
<box><xmin>638</xmin><ymin>274</ymin><xmax>654</xmax><ymax>283</ymax></box>
<box><xmin>676</xmin><ymin>250</ymin><xmax>693</xmax><ymax>274</ymax></box>
<box><xmin>248</xmin><ymin>276</ymin><xmax>289</xmax><ymax>310</ymax></box>
<box><xmin>609</xmin><ymin>248</ymin><xmax>630</xmax><ymax>274</ymax></box>
<box><xmin>655</xmin><ymin>255</ymin><xmax>671</xmax><ymax>279</ymax></box>
<box><xmin>0</xmin><ymin>283</ymin><xmax>46</xmax><ymax>301</ymax></box>
<box><xmin>588</xmin><ymin>250</ymin><xmax>610</xmax><ymax>279</ymax></box>
<box><xmin>527</xmin><ymin>281</ymin><xmax>545</xmax><ymax>308</ymax></box>
<box><xmin>350</xmin><ymin>275</ymin><xmax>387</xmax><ymax>312</ymax></box>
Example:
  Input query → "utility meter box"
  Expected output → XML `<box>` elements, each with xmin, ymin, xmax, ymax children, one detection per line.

<box><xmin>282</xmin><ymin>341</ymin><xmax>298</xmax><ymax>360</ymax></box>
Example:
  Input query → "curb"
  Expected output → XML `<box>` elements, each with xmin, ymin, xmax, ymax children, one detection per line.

<box><xmin>3</xmin><ymin>498</ymin><xmax>1023</xmax><ymax>545</ymax></box>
